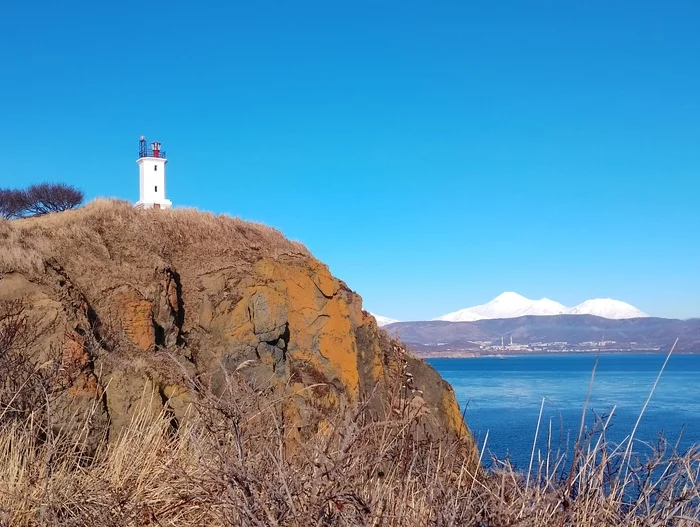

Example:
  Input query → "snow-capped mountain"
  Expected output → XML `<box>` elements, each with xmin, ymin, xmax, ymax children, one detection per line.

<box><xmin>435</xmin><ymin>293</ymin><xmax>648</xmax><ymax>322</ymax></box>
<box><xmin>370</xmin><ymin>313</ymin><xmax>400</xmax><ymax>327</ymax></box>
<box><xmin>435</xmin><ymin>292</ymin><xmax>568</xmax><ymax>322</ymax></box>
<box><xmin>568</xmin><ymin>298</ymin><xmax>648</xmax><ymax>319</ymax></box>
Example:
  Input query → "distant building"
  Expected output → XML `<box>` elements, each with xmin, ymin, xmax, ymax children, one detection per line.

<box><xmin>580</xmin><ymin>340</ymin><xmax>618</xmax><ymax>347</ymax></box>
<box><xmin>135</xmin><ymin>136</ymin><xmax>172</xmax><ymax>209</ymax></box>
<box><xmin>505</xmin><ymin>335</ymin><xmax>529</xmax><ymax>351</ymax></box>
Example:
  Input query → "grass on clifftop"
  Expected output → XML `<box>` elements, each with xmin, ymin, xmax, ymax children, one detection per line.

<box><xmin>0</xmin><ymin>198</ymin><xmax>311</xmax><ymax>277</ymax></box>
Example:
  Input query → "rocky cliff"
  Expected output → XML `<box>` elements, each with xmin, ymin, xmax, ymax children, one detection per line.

<box><xmin>0</xmin><ymin>200</ymin><xmax>474</xmax><ymax>455</ymax></box>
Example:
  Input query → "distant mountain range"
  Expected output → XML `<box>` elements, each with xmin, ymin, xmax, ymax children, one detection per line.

<box><xmin>370</xmin><ymin>292</ymin><xmax>698</xmax><ymax>355</ymax></box>
<box><xmin>382</xmin><ymin>315</ymin><xmax>700</xmax><ymax>355</ymax></box>
<box><xmin>369</xmin><ymin>313</ymin><xmax>400</xmax><ymax>327</ymax></box>
<box><xmin>371</xmin><ymin>292</ymin><xmax>649</xmax><ymax>326</ymax></box>
<box><xmin>435</xmin><ymin>292</ymin><xmax>647</xmax><ymax>321</ymax></box>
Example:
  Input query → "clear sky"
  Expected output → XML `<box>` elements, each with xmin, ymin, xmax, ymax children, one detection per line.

<box><xmin>1</xmin><ymin>1</ymin><xmax>698</xmax><ymax>320</ymax></box>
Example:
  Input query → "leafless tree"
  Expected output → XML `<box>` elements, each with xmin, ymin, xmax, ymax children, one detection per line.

<box><xmin>0</xmin><ymin>189</ymin><xmax>29</xmax><ymax>219</ymax></box>
<box><xmin>25</xmin><ymin>183</ymin><xmax>84</xmax><ymax>215</ymax></box>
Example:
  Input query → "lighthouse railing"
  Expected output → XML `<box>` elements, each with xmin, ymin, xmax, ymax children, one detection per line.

<box><xmin>138</xmin><ymin>146</ymin><xmax>167</xmax><ymax>159</ymax></box>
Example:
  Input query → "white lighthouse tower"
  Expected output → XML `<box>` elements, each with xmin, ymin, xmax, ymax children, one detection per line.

<box><xmin>134</xmin><ymin>136</ymin><xmax>172</xmax><ymax>209</ymax></box>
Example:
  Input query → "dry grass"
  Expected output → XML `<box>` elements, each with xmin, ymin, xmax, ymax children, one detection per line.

<box><xmin>0</xmin><ymin>198</ymin><xmax>310</xmax><ymax>278</ymax></box>
<box><xmin>0</xmin><ymin>363</ymin><xmax>698</xmax><ymax>527</ymax></box>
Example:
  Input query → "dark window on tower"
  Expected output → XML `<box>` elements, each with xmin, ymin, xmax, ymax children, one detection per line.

<box><xmin>155</xmin><ymin>186</ymin><xmax>158</xmax><ymax>192</ymax></box>
<box><xmin>154</xmin><ymin>165</ymin><xmax>158</xmax><ymax>171</ymax></box>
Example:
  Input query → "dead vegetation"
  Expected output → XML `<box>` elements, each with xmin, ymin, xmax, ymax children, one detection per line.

<box><xmin>0</xmin><ymin>314</ymin><xmax>698</xmax><ymax>527</ymax></box>
<box><xmin>0</xmin><ymin>299</ymin><xmax>65</xmax><ymax>427</ymax></box>
<box><xmin>0</xmin><ymin>198</ymin><xmax>310</xmax><ymax>279</ymax></box>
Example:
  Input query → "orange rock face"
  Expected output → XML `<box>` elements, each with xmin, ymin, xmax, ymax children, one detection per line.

<box><xmin>112</xmin><ymin>287</ymin><xmax>155</xmax><ymax>351</ymax></box>
<box><xmin>67</xmin><ymin>372</ymin><xmax>99</xmax><ymax>397</ymax></box>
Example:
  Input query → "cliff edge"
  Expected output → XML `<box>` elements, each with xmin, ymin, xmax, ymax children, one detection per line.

<box><xmin>0</xmin><ymin>200</ymin><xmax>474</xmax><ymax>457</ymax></box>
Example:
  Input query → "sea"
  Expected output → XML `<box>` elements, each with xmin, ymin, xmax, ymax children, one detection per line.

<box><xmin>429</xmin><ymin>353</ymin><xmax>700</xmax><ymax>471</ymax></box>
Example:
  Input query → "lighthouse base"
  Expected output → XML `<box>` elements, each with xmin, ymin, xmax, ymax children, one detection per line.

<box><xmin>134</xmin><ymin>200</ymin><xmax>173</xmax><ymax>210</ymax></box>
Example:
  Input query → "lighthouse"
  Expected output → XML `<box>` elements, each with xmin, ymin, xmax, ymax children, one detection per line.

<box><xmin>134</xmin><ymin>136</ymin><xmax>172</xmax><ymax>209</ymax></box>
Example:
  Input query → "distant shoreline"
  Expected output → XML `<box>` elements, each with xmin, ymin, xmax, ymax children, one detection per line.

<box><xmin>416</xmin><ymin>349</ymin><xmax>697</xmax><ymax>359</ymax></box>
<box><xmin>385</xmin><ymin>315</ymin><xmax>699</xmax><ymax>357</ymax></box>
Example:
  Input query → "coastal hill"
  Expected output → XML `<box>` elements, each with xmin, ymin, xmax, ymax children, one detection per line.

<box><xmin>0</xmin><ymin>199</ymin><xmax>473</xmax><ymax>450</ymax></box>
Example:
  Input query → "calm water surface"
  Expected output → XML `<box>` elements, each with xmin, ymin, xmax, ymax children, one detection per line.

<box><xmin>429</xmin><ymin>354</ymin><xmax>700</xmax><ymax>470</ymax></box>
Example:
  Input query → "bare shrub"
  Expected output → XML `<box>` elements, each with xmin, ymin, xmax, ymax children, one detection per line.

<box><xmin>0</xmin><ymin>299</ymin><xmax>64</xmax><ymax>427</ymax></box>
<box><xmin>0</xmin><ymin>188</ymin><xmax>29</xmax><ymax>219</ymax></box>
<box><xmin>25</xmin><ymin>183</ymin><xmax>84</xmax><ymax>215</ymax></box>
<box><xmin>0</xmin><ymin>184</ymin><xmax>83</xmax><ymax>219</ymax></box>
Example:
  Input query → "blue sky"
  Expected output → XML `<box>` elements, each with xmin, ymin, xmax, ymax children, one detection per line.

<box><xmin>1</xmin><ymin>1</ymin><xmax>698</xmax><ymax>320</ymax></box>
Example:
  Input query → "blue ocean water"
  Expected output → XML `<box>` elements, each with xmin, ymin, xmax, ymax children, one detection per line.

<box><xmin>429</xmin><ymin>354</ymin><xmax>700</xmax><ymax>471</ymax></box>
